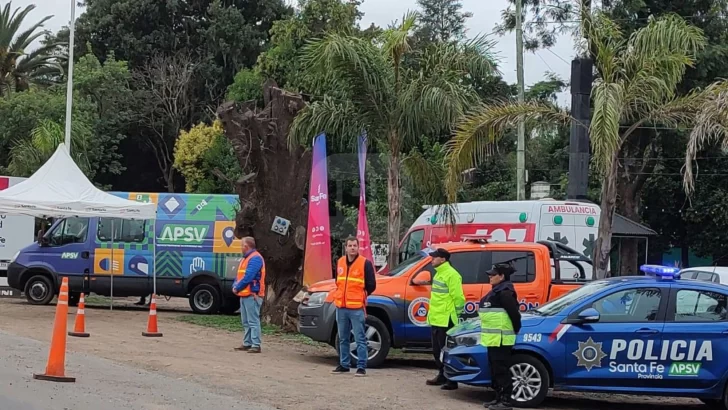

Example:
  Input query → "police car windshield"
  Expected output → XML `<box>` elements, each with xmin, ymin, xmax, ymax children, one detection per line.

<box><xmin>383</xmin><ymin>252</ymin><xmax>427</xmax><ymax>277</ymax></box>
<box><xmin>533</xmin><ymin>280</ymin><xmax>612</xmax><ymax>316</ymax></box>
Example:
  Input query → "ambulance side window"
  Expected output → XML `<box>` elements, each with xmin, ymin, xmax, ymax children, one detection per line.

<box><xmin>399</xmin><ymin>229</ymin><xmax>425</xmax><ymax>263</ymax></box>
<box><xmin>590</xmin><ymin>288</ymin><xmax>661</xmax><ymax>323</ymax></box>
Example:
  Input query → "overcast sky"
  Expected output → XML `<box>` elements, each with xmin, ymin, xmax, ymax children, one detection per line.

<box><xmin>18</xmin><ymin>0</ymin><xmax>575</xmax><ymax>105</ymax></box>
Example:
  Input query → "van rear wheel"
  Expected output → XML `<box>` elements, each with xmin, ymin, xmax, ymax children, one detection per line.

<box><xmin>24</xmin><ymin>275</ymin><xmax>55</xmax><ymax>305</ymax></box>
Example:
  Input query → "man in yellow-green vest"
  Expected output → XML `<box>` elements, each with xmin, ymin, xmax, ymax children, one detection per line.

<box><xmin>425</xmin><ymin>248</ymin><xmax>465</xmax><ymax>390</ymax></box>
<box><xmin>479</xmin><ymin>264</ymin><xmax>522</xmax><ymax>410</ymax></box>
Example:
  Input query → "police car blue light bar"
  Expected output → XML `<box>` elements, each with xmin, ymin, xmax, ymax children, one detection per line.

<box><xmin>640</xmin><ymin>264</ymin><xmax>680</xmax><ymax>278</ymax></box>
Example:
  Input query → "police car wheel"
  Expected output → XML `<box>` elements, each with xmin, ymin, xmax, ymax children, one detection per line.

<box><xmin>189</xmin><ymin>284</ymin><xmax>221</xmax><ymax>314</ymax></box>
<box><xmin>509</xmin><ymin>354</ymin><xmax>550</xmax><ymax>408</ymax></box>
<box><xmin>24</xmin><ymin>275</ymin><xmax>55</xmax><ymax>305</ymax></box>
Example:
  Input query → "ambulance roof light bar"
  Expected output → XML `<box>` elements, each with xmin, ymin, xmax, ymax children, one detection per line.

<box><xmin>461</xmin><ymin>234</ymin><xmax>492</xmax><ymax>244</ymax></box>
<box><xmin>640</xmin><ymin>264</ymin><xmax>681</xmax><ymax>280</ymax></box>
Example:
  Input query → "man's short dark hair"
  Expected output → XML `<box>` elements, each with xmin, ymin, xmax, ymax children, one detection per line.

<box><xmin>345</xmin><ymin>236</ymin><xmax>359</xmax><ymax>245</ymax></box>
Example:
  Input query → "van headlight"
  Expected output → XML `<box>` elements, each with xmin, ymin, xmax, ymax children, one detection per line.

<box><xmin>304</xmin><ymin>292</ymin><xmax>327</xmax><ymax>307</ymax></box>
<box><xmin>10</xmin><ymin>251</ymin><xmax>19</xmax><ymax>263</ymax></box>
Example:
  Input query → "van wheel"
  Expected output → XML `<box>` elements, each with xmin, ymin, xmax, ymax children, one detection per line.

<box><xmin>24</xmin><ymin>275</ymin><xmax>55</xmax><ymax>305</ymax></box>
<box><xmin>189</xmin><ymin>284</ymin><xmax>221</xmax><ymax>314</ymax></box>
<box><xmin>509</xmin><ymin>354</ymin><xmax>550</xmax><ymax>408</ymax></box>
<box><xmin>335</xmin><ymin>315</ymin><xmax>391</xmax><ymax>368</ymax></box>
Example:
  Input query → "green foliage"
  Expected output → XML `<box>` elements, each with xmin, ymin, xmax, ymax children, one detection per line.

<box><xmin>174</xmin><ymin>121</ymin><xmax>225</xmax><ymax>193</ymax></box>
<box><xmin>227</xmin><ymin>68</ymin><xmax>264</xmax><ymax>103</ymax></box>
<box><xmin>197</xmin><ymin>135</ymin><xmax>242</xmax><ymax>194</ymax></box>
<box><xmin>7</xmin><ymin>119</ymin><xmax>93</xmax><ymax>177</ymax></box>
<box><xmin>415</xmin><ymin>0</ymin><xmax>472</xmax><ymax>43</ymax></box>
<box><xmin>0</xmin><ymin>2</ymin><xmax>63</xmax><ymax>96</ymax></box>
<box><xmin>256</xmin><ymin>0</ymin><xmax>366</xmax><ymax>91</ymax></box>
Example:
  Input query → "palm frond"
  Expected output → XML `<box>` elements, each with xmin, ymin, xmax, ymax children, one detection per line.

<box><xmin>288</xmin><ymin>96</ymin><xmax>369</xmax><ymax>151</ymax></box>
<box><xmin>590</xmin><ymin>80</ymin><xmax>624</xmax><ymax>174</ymax></box>
<box><xmin>444</xmin><ymin>101</ymin><xmax>571</xmax><ymax>201</ymax></box>
<box><xmin>683</xmin><ymin>80</ymin><xmax>728</xmax><ymax>193</ymax></box>
<box><xmin>383</xmin><ymin>10</ymin><xmax>418</xmax><ymax>63</ymax></box>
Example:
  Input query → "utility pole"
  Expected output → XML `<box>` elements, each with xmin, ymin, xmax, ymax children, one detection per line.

<box><xmin>515</xmin><ymin>0</ymin><xmax>526</xmax><ymax>200</ymax></box>
<box><xmin>63</xmin><ymin>0</ymin><xmax>77</xmax><ymax>154</ymax></box>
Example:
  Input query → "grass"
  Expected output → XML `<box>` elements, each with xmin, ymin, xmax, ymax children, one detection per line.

<box><xmin>175</xmin><ymin>314</ymin><xmax>326</xmax><ymax>346</ymax></box>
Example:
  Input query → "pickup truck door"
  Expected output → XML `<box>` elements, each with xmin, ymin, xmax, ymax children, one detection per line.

<box><xmin>488</xmin><ymin>249</ymin><xmax>545</xmax><ymax>312</ymax></box>
<box><xmin>403</xmin><ymin>250</ymin><xmax>485</xmax><ymax>343</ymax></box>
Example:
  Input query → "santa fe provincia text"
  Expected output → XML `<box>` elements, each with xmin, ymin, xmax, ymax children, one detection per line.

<box><xmin>576</xmin><ymin>338</ymin><xmax>713</xmax><ymax>380</ymax></box>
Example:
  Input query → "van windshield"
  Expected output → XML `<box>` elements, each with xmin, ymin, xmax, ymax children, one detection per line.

<box><xmin>382</xmin><ymin>250</ymin><xmax>428</xmax><ymax>277</ymax></box>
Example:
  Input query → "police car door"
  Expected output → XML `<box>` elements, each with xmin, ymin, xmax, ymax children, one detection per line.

<box><xmin>661</xmin><ymin>283</ymin><xmax>728</xmax><ymax>390</ymax></box>
<box><xmin>563</xmin><ymin>285</ymin><xmax>667</xmax><ymax>388</ymax></box>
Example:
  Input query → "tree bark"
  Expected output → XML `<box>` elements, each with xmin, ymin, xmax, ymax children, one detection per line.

<box><xmin>594</xmin><ymin>157</ymin><xmax>618</xmax><ymax>279</ymax></box>
<box><xmin>387</xmin><ymin>148</ymin><xmax>402</xmax><ymax>268</ymax></box>
<box><xmin>217</xmin><ymin>81</ymin><xmax>311</xmax><ymax>331</ymax></box>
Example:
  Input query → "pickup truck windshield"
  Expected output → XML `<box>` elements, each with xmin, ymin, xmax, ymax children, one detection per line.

<box><xmin>382</xmin><ymin>251</ymin><xmax>428</xmax><ymax>277</ymax></box>
<box><xmin>532</xmin><ymin>280</ymin><xmax>611</xmax><ymax>316</ymax></box>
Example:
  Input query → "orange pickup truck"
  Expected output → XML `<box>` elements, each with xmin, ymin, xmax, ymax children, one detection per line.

<box><xmin>297</xmin><ymin>237</ymin><xmax>594</xmax><ymax>367</ymax></box>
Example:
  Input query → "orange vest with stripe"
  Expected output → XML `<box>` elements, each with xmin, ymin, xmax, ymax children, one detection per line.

<box><xmin>333</xmin><ymin>256</ymin><xmax>367</xmax><ymax>309</ymax></box>
<box><xmin>236</xmin><ymin>251</ymin><xmax>266</xmax><ymax>297</ymax></box>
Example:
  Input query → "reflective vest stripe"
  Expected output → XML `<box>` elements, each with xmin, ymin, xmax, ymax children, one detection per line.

<box><xmin>333</xmin><ymin>256</ymin><xmax>367</xmax><ymax>310</ymax></box>
<box><xmin>479</xmin><ymin>307</ymin><xmax>506</xmax><ymax>313</ymax></box>
<box><xmin>236</xmin><ymin>252</ymin><xmax>266</xmax><ymax>297</ymax></box>
<box><xmin>479</xmin><ymin>308</ymin><xmax>516</xmax><ymax>347</ymax></box>
<box><xmin>431</xmin><ymin>288</ymin><xmax>449</xmax><ymax>294</ymax></box>
<box><xmin>432</xmin><ymin>279</ymin><xmax>447</xmax><ymax>287</ymax></box>
<box><xmin>338</xmin><ymin>277</ymin><xmax>365</xmax><ymax>284</ymax></box>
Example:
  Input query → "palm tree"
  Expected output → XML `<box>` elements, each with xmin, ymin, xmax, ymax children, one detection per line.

<box><xmin>8</xmin><ymin>119</ymin><xmax>92</xmax><ymax>177</ymax></box>
<box><xmin>446</xmin><ymin>11</ymin><xmax>727</xmax><ymax>279</ymax></box>
<box><xmin>0</xmin><ymin>2</ymin><xmax>62</xmax><ymax>96</ymax></box>
<box><xmin>288</xmin><ymin>12</ymin><xmax>498</xmax><ymax>268</ymax></box>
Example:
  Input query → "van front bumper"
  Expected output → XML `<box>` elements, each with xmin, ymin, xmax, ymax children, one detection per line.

<box><xmin>7</xmin><ymin>262</ymin><xmax>26</xmax><ymax>290</ymax></box>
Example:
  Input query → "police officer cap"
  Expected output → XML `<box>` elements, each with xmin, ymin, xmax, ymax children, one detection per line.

<box><xmin>486</xmin><ymin>264</ymin><xmax>515</xmax><ymax>277</ymax></box>
<box><xmin>428</xmin><ymin>248</ymin><xmax>450</xmax><ymax>261</ymax></box>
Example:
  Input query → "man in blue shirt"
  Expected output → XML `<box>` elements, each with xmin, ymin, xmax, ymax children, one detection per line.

<box><xmin>232</xmin><ymin>237</ymin><xmax>266</xmax><ymax>353</ymax></box>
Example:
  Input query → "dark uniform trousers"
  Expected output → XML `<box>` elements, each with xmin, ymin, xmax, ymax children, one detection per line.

<box><xmin>431</xmin><ymin>319</ymin><xmax>455</xmax><ymax>374</ymax></box>
<box><xmin>488</xmin><ymin>345</ymin><xmax>513</xmax><ymax>397</ymax></box>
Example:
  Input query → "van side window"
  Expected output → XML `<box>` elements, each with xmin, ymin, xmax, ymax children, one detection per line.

<box><xmin>98</xmin><ymin>218</ymin><xmax>146</xmax><ymax>243</ymax></box>
<box><xmin>49</xmin><ymin>217</ymin><xmax>90</xmax><ymax>246</ymax></box>
<box><xmin>399</xmin><ymin>229</ymin><xmax>425</xmax><ymax>263</ymax></box>
<box><xmin>448</xmin><ymin>251</ymin><xmax>484</xmax><ymax>284</ymax></box>
<box><xmin>490</xmin><ymin>251</ymin><xmax>536</xmax><ymax>284</ymax></box>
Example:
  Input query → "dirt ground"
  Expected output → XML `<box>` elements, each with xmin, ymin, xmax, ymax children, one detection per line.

<box><xmin>0</xmin><ymin>297</ymin><xmax>705</xmax><ymax>410</ymax></box>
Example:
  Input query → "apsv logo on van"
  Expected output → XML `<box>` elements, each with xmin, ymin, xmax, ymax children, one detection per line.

<box><xmin>160</xmin><ymin>224</ymin><xmax>209</xmax><ymax>245</ymax></box>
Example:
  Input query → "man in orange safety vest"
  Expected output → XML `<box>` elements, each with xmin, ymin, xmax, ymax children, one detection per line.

<box><xmin>331</xmin><ymin>236</ymin><xmax>376</xmax><ymax>376</ymax></box>
<box><xmin>233</xmin><ymin>236</ymin><xmax>266</xmax><ymax>353</ymax></box>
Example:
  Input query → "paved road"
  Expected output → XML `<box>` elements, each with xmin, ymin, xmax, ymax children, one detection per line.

<box><xmin>0</xmin><ymin>331</ymin><xmax>275</xmax><ymax>410</ymax></box>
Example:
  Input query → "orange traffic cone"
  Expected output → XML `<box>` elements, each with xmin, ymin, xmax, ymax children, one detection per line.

<box><xmin>68</xmin><ymin>293</ymin><xmax>89</xmax><ymax>338</ymax></box>
<box><xmin>142</xmin><ymin>295</ymin><xmax>163</xmax><ymax>337</ymax></box>
<box><xmin>33</xmin><ymin>277</ymin><xmax>76</xmax><ymax>383</ymax></box>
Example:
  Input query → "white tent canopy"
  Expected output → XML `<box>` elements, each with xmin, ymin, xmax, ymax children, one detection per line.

<box><xmin>0</xmin><ymin>144</ymin><xmax>156</xmax><ymax>220</ymax></box>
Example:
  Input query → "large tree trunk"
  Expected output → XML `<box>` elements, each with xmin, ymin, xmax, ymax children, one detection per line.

<box><xmin>594</xmin><ymin>157</ymin><xmax>618</xmax><ymax>279</ymax></box>
<box><xmin>387</xmin><ymin>148</ymin><xmax>402</xmax><ymax>268</ymax></box>
<box><xmin>217</xmin><ymin>81</ymin><xmax>311</xmax><ymax>331</ymax></box>
<box><xmin>616</xmin><ymin>133</ymin><xmax>656</xmax><ymax>275</ymax></box>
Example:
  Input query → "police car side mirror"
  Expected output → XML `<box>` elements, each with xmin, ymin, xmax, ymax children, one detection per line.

<box><xmin>576</xmin><ymin>308</ymin><xmax>600</xmax><ymax>324</ymax></box>
<box><xmin>411</xmin><ymin>270</ymin><xmax>432</xmax><ymax>286</ymax></box>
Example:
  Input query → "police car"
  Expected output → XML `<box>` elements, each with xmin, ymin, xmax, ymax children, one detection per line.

<box><xmin>442</xmin><ymin>265</ymin><xmax>728</xmax><ymax>408</ymax></box>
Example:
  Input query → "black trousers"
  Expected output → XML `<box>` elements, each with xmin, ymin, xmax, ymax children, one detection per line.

<box><xmin>431</xmin><ymin>319</ymin><xmax>455</xmax><ymax>375</ymax></box>
<box><xmin>488</xmin><ymin>345</ymin><xmax>513</xmax><ymax>398</ymax></box>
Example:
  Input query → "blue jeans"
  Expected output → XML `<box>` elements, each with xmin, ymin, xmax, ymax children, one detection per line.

<box><xmin>336</xmin><ymin>308</ymin><xmax>368</xmax><ymax>370</ymax></box>
<box><xmin>239</xmin><ymin>296</ymin><xmax>263</xmax><ymax>347</ymax></box>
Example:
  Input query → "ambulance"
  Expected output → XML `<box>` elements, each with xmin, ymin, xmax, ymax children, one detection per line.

<box><xmin>391</xmin><ymin>199</ymin><xmax>600</xmax><ymax>280</ymax></box>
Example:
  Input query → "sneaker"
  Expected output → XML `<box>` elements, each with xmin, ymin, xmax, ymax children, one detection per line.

<box><xmin>440</xmin><ymin>381</ymin><xmax>458</xmax><ymax>391</ymax></box>
<box><xmin>426</xmin><ymin>374</ymin><xmax>446</xmax><ymax>386</ymax></box>
<box><xmin>331</xmin><ymin>366</ymin><xmax>350</xmax><ymax>374</ymax></box>
<box><xmin>355</xmin><ymin>369</ymin><xmax>367</xmax><ymax>377</ymax></box>
<box><xmin>234</xmin><ymin>345</ymin><xmax>251</xmax><ymax>351</ymax></box>
<box><xmin>247</xmin><ymin>346</ymin><xmax>261</xmax><ymax>353</ymax></box>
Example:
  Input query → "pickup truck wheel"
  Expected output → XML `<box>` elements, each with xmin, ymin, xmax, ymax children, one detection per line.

<box><xmin>335</xmin><ymin>315</ymin><xmax>391</xmax><ymax>368</ymax></box>
<box><xmin>189</xmin><ymin>284</ymin><xmax>221</xmax><ymax>314</ymax></box>
<box><xmin>24</xmin><ymin>275</ymin><xmax>55</xmax><ymax>305</ymax></box>
<box><xmin>509</xmin><ymin>354</ymin><xmax>550</xmax><ymax>408</ymax></box>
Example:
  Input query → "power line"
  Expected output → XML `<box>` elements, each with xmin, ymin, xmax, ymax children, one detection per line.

<box><xmin>523</xmin><ymin>14</ymin><xmax>728</xmax><ymax>26</ymax></box>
